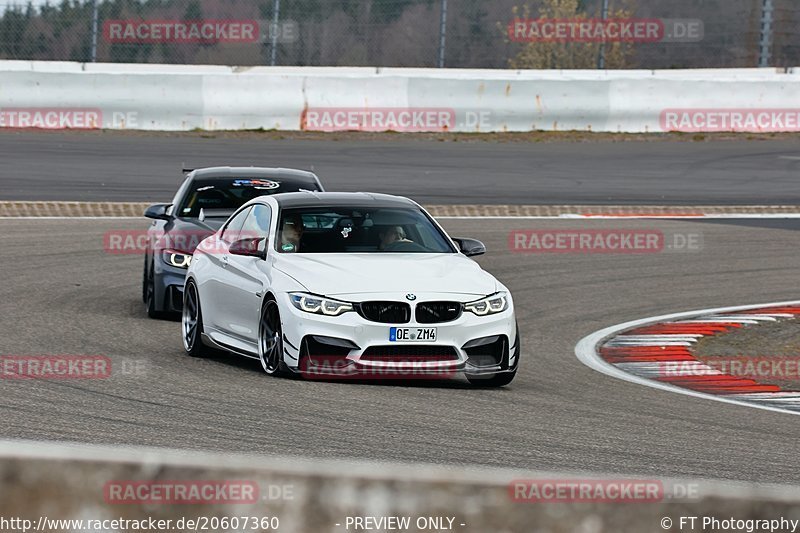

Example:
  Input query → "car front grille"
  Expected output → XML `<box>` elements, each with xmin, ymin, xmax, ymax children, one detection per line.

<box><xmin>415</xmin><ymin>301</ymin><xmax>462</xmax><ymax>324</ymax></box>
<box><xmin>360</xmin><ymin>345</ymin><xmax>459</xmax><ymax>361</ymax></box>
<box><xmin>357</xmin><ymin>301</ymin><xmax>411</xmax><ymax>324</ymax></box>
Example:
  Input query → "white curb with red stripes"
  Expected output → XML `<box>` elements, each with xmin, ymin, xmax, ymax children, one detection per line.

<box><xmin>576</xmin><ymin>301</ymin><xmax>800</xmax><ymax>416</ymax></box>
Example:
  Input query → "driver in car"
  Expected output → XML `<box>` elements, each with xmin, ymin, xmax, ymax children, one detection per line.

<box><xmin>280</xmin><ymin>214</ymin><xmax>304</xmax><ymax>252</ymax></box>
<box><xmin>378</xmin><ymin>226</ymin><xmax>412</xmax><ymax>251</ymax></box>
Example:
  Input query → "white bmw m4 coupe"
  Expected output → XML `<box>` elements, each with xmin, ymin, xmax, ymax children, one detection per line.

<box><xmin>182</xmin><ymin>192</ymin><xmax>520</xmax><ymax>387</ymax></box>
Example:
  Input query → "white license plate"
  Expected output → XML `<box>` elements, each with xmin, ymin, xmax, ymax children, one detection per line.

<box><xmin>389</xmin><ymin>327</ymin><xmax>437</xmax><ymax>342</ymax></box>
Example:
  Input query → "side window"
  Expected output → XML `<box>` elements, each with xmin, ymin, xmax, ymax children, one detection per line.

<box><xmin>239</xmin><ymin>204</ymin><xmax>272</xmax><ymax>256</ymax></box>
<box><xmin>220</xmin><ymin>207</ymin><xmax>251</xmax><ymax>244</ymax></box>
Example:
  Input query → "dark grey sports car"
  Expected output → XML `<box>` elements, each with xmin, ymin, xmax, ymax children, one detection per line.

<box><xmin>142</xmin><ymin>166</ymin><xmax>324</xmax><ymax>318</ymax></box>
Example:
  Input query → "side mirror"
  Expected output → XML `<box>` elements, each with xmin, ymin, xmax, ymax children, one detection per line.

<box><xmin>453</xmin><ymin>238</ymin><xmax>486</xmax><ymax>257</ymax></box>
<box><xmin>144</xmin><ymin>204</ymin><xmax>172</xmax><ymax>220</ymax></box>
<box><xmin>230</xmin><ymin>237</ymin><xmax>267</xmax><ymax>260</ymax></box>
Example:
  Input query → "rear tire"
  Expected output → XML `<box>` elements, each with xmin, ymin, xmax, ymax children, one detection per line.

<box><xmin>182</xmin><ymin>281</ymin><xmax>205</xmax><ymax>357</ymax></box>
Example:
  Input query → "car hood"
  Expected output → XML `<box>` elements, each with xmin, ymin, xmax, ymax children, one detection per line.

<box><xmin>271</xmin><ymin>253</ymin><xmax>498</xmax><ymax>297</ymax></box>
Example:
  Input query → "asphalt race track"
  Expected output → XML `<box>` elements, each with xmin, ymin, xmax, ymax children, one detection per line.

<box><xmin>1</xmin><ymin>130</ymin><xmax>800</xmax><ymax>204</ymax></box>
<box><xmin>2</xmin><ymin>216</ymin><xmax>800</xmax><ymax>485</ymax></box>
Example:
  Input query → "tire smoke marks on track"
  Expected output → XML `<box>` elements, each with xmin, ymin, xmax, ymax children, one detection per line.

<box><xmin>508</xmin><ymin>229</ymin><xmax>702</xmax><ymax>253</ymax></box>
<box><xmin>577</xmin><ymin>303</ymin><xmax>800</xmax><ymax>415</ymax></box>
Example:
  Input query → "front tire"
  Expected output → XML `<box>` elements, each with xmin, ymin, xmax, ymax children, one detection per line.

<box><xmin>258</xmin><ymin>297</ymin><xmax>287</xmax><ymax>376</ymax></box>
<box><xmin>182</xmin><ymin>281</ymin><xmax>205</xmax><ymax>357</ymax></box>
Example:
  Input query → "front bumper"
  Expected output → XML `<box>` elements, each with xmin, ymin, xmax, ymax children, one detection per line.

<box><xmin>278</xmin><ymin>292</ymin><xmax>519</xmax><ymax>379</ymax></box>
<box><xmin>153</xmin><ymin>257</ymin><xmax>188</xmax><ymax>313</ymax></box>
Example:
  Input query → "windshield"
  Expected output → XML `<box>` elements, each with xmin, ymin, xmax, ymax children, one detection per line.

<box><xmin>177</xmin><ymin>177</ymin><xmax>316</xmax><ymax>218</ymax></box>
<box><xmin>276</xmin><ymin>206</ymin><xmax>456</xmax><ymax>254</ymax></box>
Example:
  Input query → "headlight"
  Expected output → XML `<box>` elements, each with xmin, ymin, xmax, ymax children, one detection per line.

<box><xmin>290</xmin><ymin>293</ymin><xmax>353</xmax><ymax>316</ymax></box>
<box><xmin>162</xmin><ymin>249</ymin><xmax>192</xmax><ymax>269</ymax></box>
<box><xmin>464</xmin><ymin>292</ymin><xmax>508</xmax><ymax>316</ymax></box>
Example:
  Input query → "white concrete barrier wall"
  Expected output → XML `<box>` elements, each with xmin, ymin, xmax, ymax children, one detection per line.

<box><xmin>0</xmin><ymin>61</ymin><xmax>799</xmax><ymax>132</ymax></box>
<box><xmin>4</xmin><ymin>439</ymin><xmax>800</xmax><ymax>533</ymax></box>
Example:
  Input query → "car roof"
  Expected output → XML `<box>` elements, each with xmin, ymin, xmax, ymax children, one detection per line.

<box><xmin>190</xmin><ymin>166</ymin><xmax>320</xmax><ymax>186</ymax></box>
<box><xmin>259</xmin><ymin>191</ymin><xmax>418</xmax><ymax>209</ymax></box>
